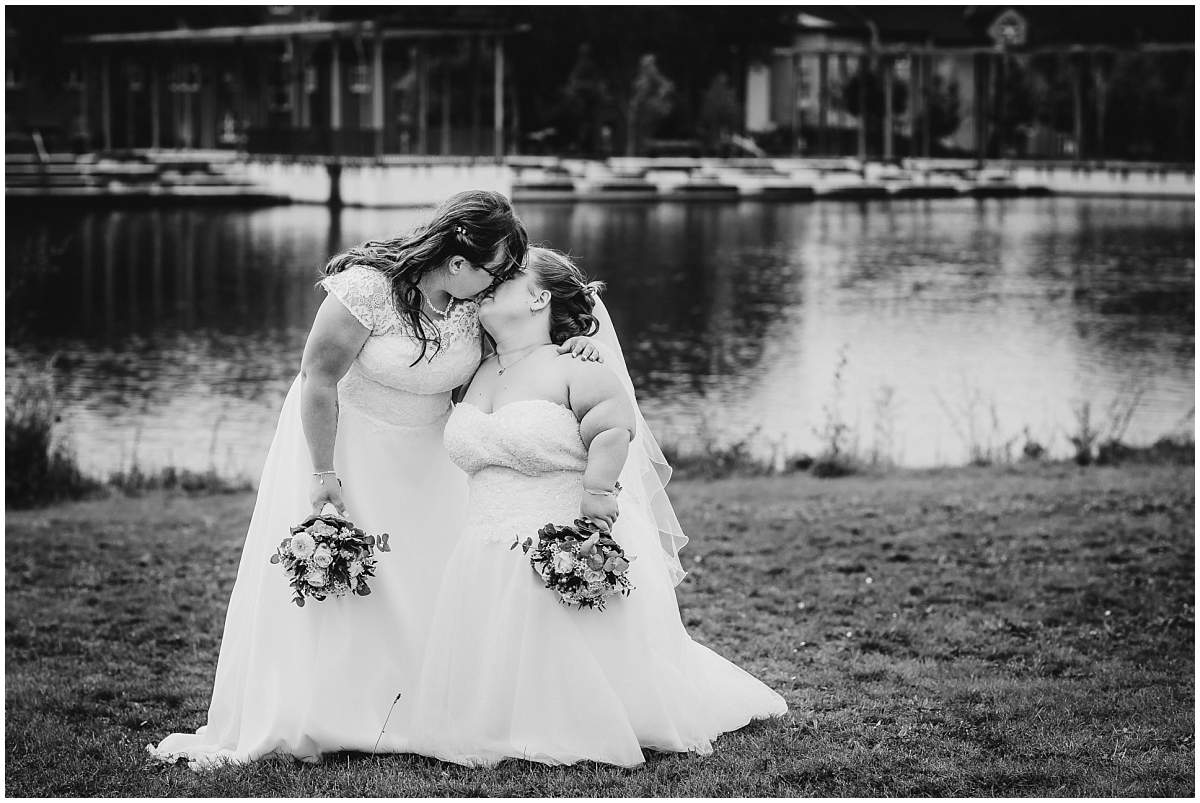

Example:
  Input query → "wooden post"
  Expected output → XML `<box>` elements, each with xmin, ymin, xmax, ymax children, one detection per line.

<box><xmin>150</xmin><ymin>60</ymin><xmax>160</xmax><ymax>149</ymax></box>
<box><xmin>126</xmin><ymin>62</ymin><xmax>137</xmax><ymax>148</ymax></box>
<box><xmin>470</xmin><ymin>37</ymin><xmax>481</xmax><ymax>155</ymax></box>
<box><xmin>79</xmin><ymin>60</ymin><xmax>91</xmax><ymax>151</ymax></box>
<box><xmin>817</xmin><ymin>51</ymin><xmax>828</xmax><ymax>155</ymax></box>
<box><xmin>882</xmin><ymin>56</ymin><xmax>893</xmax><ymax>161</ymax></box>
<box><xmin>330</xmin><ymin>37</ymin><xmax>342</xmax><ymax>131</ymax></box>
<box><xmin>509</xmin><ymin>59</ymin><xmax>520</xmax><ymax>157</ymax></box>
<box><xmin>299</xmin><ymin>42</ymin><xmax>311</xmax><ymax>129</ymax></box>
<box><xmin>181</xmin><ymin>64</ymin><xmax>193</xmax><ymax>149</ymax></box>
<box><xmin>907</xmin><ymin>51</ymin><xmax>919</xmax><ymax>158</ymax></box>
<box><xmin>986</xmin><ymin>52</ymin><xmax>997</xmax><ymax>159</ymax></box>
<box><xmin>290</xmin><ymin>36</ymin><xmax>302</xmax><ymax>128</ymax></box>
<box><xmin>200</xmin><ymin>61</ymin><xmax>216</xmax><ymax>149</ymax></box>
<box><xmin>922</xmin><ymin>50</ymin><xmax>932</xmax><ymax>158</ymax></box>
<box><xmin>968</xmin><ymin>54</ymin><xmax>978</xmax><ymax>161</ymax></box>
<box><xmin>856</xmin><ymin>54</ymin><xmax>867</xmax><ymax>163</ymax></box>
<box><xmin>1092</xmin><ymin>55</ymin><xmax>1107</xmax><ymax>160</ymax></box>
<box><xmin>789</xmin><ymin>52</ymin><xmax>801</xmax><ymax>151</ymax></box>
<box><xmin>838</xmin><ymin>52</ymin><xmax>849</xmax><ymax>133</ymax></box>
<box><xmin>493</xmin><ymin>35</ymin><xmax>504</xmax><ymax>159</ymax></box>
<box><xmin>238</xmin><ymin>40</ymin><xmax>250</xmax><ymax>138</ymax></box>
<box><xmin>1071</xmin><ymin>55</ymin><xmax>1084</xmax><ymax>162</ymax></box>
<box><xmin>972</xmin><ymin>53</ymin><xmax>983</xmax><ymax>163</ymax></box>
<box><xmin>100</xmin><ymin>53</ymin><xmax>112</xmax><ymax>152</ymax></box>
<box><xmin>440</xmin><ymin>57</ymin><xmax>451</xmax><ymax>155</ymax></box>
<box><xmin>417</xmin><ymin>44</ymin><xmax>429</xmax><ymax>155</ymax></box>
<box><xmin>371</xmin><ymin>28</ymin><xmax>384</xmax><ymax>157</ymax></box>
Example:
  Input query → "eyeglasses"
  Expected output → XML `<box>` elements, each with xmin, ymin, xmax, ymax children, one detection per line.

<box><xmin>475</xmin><ymin>254</ymin><xmax>522</xmax><ymax>282</ymax></box>
<box><xmin>475</xmin><ymin>255</ymin><xmax>524</xmax><ymax>295</ymax></box>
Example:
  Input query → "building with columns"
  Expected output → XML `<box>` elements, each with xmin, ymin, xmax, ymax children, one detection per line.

<box><xmin>742</xmin><ymin>6</ymin><xmax>1194</xmax><ymax>162</ymax></box>
<box><xmin>7</xmin><ymin>6</ymin><xmax>519</xmax><ymax>158</ymax></box>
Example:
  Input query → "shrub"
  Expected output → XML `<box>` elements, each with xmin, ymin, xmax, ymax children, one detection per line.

<box><xmin>5</xmin><ymin>362</ymin><xmax>100</xmax><ymax>508</ymax></box>
<box><xmin>107</xmin><ymin>465</ymin><xmax>252</xmax><ymax>495</ymax></box>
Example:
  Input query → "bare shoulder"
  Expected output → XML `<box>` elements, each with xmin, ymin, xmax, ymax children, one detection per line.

<box><xmin>560</xmin><ymin>353</ymin><xmax>622</xmax><ymax>393</ymax></box>
<box><xmin>560</xmin><ymin>355</ymin><xmax>631</xmax><ymax>417</ymax></box>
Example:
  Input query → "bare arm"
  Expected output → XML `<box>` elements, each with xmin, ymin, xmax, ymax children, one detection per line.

<box><xmin>453</xmin><ymin>330</ymin><xmax>493</xmax><ymax>405</ymax></box>
<box><xmin>299</xmin><ymin>294</ymin><xmax>370</xmax><ymax>511</ymax></box>
<box><xmin>566</xmin><ymin>359</ymin><xmax>636</xmax><ymax>528</ymax></box>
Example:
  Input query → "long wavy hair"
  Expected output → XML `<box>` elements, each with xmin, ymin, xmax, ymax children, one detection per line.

<box><xmin>525</xmin><ymin>247</ymin><xmax>605</xmax><ymax>345</ymax></box>
<box><xmin>322</xmin><ymin>190</ymin><xmax>528</xmax><ymax>363</ymax></box>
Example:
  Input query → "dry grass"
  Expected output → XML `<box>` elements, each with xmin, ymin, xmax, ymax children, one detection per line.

<box><xmin>5</xmin><ymin>461</ymin><xmax>1193</xmax><ymax>796</ymax></box>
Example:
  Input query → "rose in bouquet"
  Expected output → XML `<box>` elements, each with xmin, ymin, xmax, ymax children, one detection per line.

<box><xmin>512</xmin><ymin>517</ymin><xmax>634</xmax><ymax>610</ymax></box>
<box><xmin>270</xmin><ymin>511</ymin><xmax>391</xmax><ymax>607</ymax></box>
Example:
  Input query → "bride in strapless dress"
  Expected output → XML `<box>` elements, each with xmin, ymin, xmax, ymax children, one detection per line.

<box><xmin>391</xmin><ymin>247</ymin><xmax>787</xmax><ymax>767</ymax></box>
<box><xmin>148</xmin><ymin>194</ymin><xmax>601</xmax><ymax>769</ymax></box>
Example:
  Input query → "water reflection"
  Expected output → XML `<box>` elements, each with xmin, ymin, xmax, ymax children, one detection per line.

<box><xmin>5</xmin><ymin>197</ymin><xmax>1194</xmax><ymax>478</ymax></box>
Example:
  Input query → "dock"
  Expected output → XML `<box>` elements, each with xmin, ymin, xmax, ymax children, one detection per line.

<box><xmin>6</xmin><ymin>152</ymin><xmax>1193</xmax><ymax>207</ymax></box>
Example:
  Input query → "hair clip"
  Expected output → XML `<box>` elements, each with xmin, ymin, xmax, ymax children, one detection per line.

<box><xmin>454</xmin><ymin>225</ymin><xmax>467</xmax><ymax>237</ymax></box>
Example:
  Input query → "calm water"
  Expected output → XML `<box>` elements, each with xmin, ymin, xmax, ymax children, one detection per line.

<box><xmin>6</xmin><ymin>197</ymin><xmax>1194</xmax><ymax>478</ymax></box>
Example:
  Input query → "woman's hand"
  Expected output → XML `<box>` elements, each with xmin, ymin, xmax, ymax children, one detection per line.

<box><xmin>558</xmin><ymin>336</ymin><xmax>603</xmax><ymax>362</ymax></box>
<box><xmin>581</xmin><ymin>492</ymin><xmax>619</xmax><ymax>531</ymax></box>
<box><xmin>309</xmin><ymin>474</ymin><xmax>347</xmax><ymax>515</ymax></box>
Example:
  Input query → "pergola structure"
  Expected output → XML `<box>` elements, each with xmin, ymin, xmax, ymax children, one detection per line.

<box><xmin>67</xmin><ymin>16</ymin><xmax>521</xmax><ymax>158</ymax></box>
<box><xmin>751</xmin><ymin>7</ymin><xmax>1195</xmax><ymax>162</ymax></box>
<box><xmin>772</xmin><ymin>40</ymin><xmax>1195</xmax><ymax>162</ymax></box>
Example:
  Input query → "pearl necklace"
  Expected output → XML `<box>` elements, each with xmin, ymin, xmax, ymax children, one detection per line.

<box><xmin>423</xmin><ymin>291</ymin><xmax>452</xmax><ymax>317</ymax></box>
<box><xmin>495</xmin><ymin>342</ymin><xmax>551</xmax><ymax>375</ymax></box>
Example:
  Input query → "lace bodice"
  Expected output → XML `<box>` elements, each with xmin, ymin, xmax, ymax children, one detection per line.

<box><xmin>445</xmin><ymin>400</ymin><xmax>589</xmax><ymax>544</ymax></box>
<box><xmin>321</xmin><ymin>266</ymin><xmax>481</xmax><ymax>426</ymax></box>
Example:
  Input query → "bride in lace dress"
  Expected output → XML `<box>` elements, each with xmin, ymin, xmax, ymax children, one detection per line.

<box><xmin>150</xmin><ymin>193</ymin><xmax>596</xmax><ymax>769</ymax></box>
<box><xmin>392</xmin><ymin>247</ymin><xmax>788</xmax><ymax>767</ymax></box>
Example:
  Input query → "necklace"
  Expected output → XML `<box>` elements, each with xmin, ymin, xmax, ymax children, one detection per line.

<box><xmin>423</xmin><ymin>291</ymin><xmax>452</xmax><ymax>317</ymax></box>
<box><xmin>495</xmin><ymin>342</ymin><xmax>551</xmax><ymax>375</ymax></box>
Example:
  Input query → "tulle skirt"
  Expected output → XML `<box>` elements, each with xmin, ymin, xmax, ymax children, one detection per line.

<box><xmin>391</xmin><ymin>473</ymin><xmax>788</xmax><ymax>768</ymax></box>
<box><xmin>148</xmin><ymin>376</ymin><xmax>468</xmax><ymax>769</ymax></box>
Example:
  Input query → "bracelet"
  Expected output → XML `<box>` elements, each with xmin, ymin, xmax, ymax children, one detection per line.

<box><xmin>584</xmin><ymin>481</ymin><xmax>622</xmax><ymax>497</ymax></box>
<box><xmin>312</xmin><ymin>470</ymin><xmax>337</xmax><ymax>477</ymax></box>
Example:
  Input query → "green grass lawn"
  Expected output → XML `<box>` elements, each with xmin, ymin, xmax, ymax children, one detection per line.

<box><xmin>6</xmin><ymin>461</ymin><xmax>1194</xmax><ymax>796</ymax></box>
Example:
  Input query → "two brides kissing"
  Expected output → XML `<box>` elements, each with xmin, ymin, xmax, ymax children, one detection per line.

<box><xmin>149</xmin><ymin>190</ymin><xmax>786</xmax><ymax>770</ymax></box>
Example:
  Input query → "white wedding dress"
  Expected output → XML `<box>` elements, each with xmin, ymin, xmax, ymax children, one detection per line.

<box><xmin>390</xmin><ymin>399</ymin><xmax>788</xmax><ymax>767</ymax></box>
<box><xmin>149</xmin><ymin>266</ymin><xmax>482</xmax><ymax>769</ymax></box>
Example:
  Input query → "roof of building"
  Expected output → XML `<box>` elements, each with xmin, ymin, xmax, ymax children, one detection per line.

<box><xmin>792</xmin><ymin>5</ymin><xmax>1194</xmax><ymax>46</ymax></box>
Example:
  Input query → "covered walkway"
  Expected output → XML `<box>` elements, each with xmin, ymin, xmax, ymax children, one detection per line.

<box><xmin>67</xmin><ymin>16</ymin><xmax>518</xmax><ymax>158</ymax></box>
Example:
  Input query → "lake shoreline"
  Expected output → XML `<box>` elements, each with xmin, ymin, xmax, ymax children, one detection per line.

<box><xmin>6</xmin><ymin>460</ymin><xmax>1193</xmax><ymax>795</ymax></box>
<box><xmin>8</xmin><ymin>196</ymin><xmax>1194</xmax><ymax>478</ymax></box>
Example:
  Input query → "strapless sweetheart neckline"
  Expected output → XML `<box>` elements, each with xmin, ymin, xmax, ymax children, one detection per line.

<box><xmin>457</xmin><ymin>398</ymin><xmax>577</xmax><ymax>420</ymax></box>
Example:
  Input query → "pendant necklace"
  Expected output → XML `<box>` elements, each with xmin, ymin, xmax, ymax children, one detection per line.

<box><xmin>496</xmin><ymin>342</ymin><xmax>550</xmax><ymax>375</ymax></box>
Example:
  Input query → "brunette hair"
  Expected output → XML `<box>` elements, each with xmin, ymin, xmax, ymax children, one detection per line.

<box><xmin>322</xmin><ymin>190</ymin><xmax>527</xmax><ymax>362</ymax></box>
<box><xmin>525</xmin><ymin>246</ymin><xmax>605</xmax><ymax>345</ymax></box>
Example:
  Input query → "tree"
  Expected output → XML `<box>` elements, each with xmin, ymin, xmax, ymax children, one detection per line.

<box><xmin>698</xmin><ymin>72</ymin><xmax>739</xmax><ymax>152</ymax></box>
<box><xmin>839</xmin><ymin>61</ymin><xmax>909</xmax><ymax>156</ymax></box>
<box><xmin>561</xmin><ymin>43</ymin><xmax>614</xmax><ymax>156</ymax></box>
<box><xmin>1104</xmin><ymin>50</ymin><xmax>1192</xmax><ymax>161</ymax></box>
<box><xmin>626</xmin><ymin>55</ymin><xmax>674</xmax><ymax>156</ymax></box>
<box><xmin>926</xmin><ymin>73</ymin><xmax>962</xmax><ymax>144</ymax></box>
<box><xmin>508</xmin><ymin>7</ymin><xmax>791</xmax><ymax>155</ymax></box>
<box><xmin>991</xmin><ymin>55</ymin><xmax>1037</xmax><ymax>157</ymax></box>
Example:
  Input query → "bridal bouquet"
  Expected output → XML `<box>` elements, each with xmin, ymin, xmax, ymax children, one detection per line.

<box><xmin>270</xmin><ymin>511</ymin><xmax>391</xmax><ymax>607</ymax></box>
<box><xmin>512</xmin><ymin>517</ymin><xmax>634</xmax><ymax>610</ymax></box>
